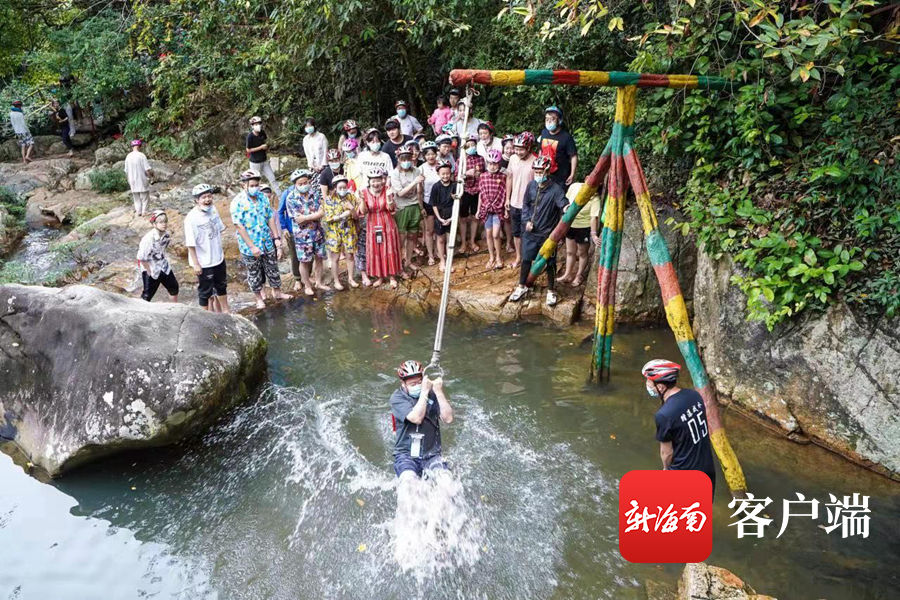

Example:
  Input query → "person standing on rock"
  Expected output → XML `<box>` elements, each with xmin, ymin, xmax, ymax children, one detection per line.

<box><xmin>322</xmin><ymin>174</ymin><xmax>359</xmax><ymax>290</ymax></box>
<box><xmin>124</xmin><ymin>139</ymin><xmax>154</xmax><ymax>216</ymax></box>
<box><xmin>185</xmin><ymin>183</ymin><xmax>230</xmax><ymax>313</ymax></box>
<box><xmin>284</xmin><ymin>168</ymin><xmax>328</xmax><ymax>296</ymax></box>
<box><xmin>359</xmin><ymin>167</ymin><xmax>402</xmax><ymax>288</ymax></box>
<box><xmin>230</xmin><ymin>169</ymin><xmax>291</xmax><ymax>309</ymax></box>
<box><xmin>538</xmin><ymin>106</ymin><xmax>578</xmax><ymax>188</ymax></box>
<box><xmin>357</xmin><ymin>129</ymin><xmax>394</xmax><ymax>180</ymax></box>
<box><xmin>429</xmin><ymin>160</ymin><xmax>455</xmax><ymax>273</ymax></box>
<box><xmin>302</xmin><ymin>117</ymin><xmax>328</xmax><ymax>172</ymax></box>
<box><xmin>390</xmin><ymin>360</ymin><xmax>453</xmax><ymax>479</ymax></box>
<box><xmin>505</xmin><ymin>131</ymin><xmax>536</xmax><ymax>269</ymax></box>
<box><xmin>508</xmin><ymin>156</ymin><xmax>567</xmax><ymax>307</ymax></box>
<box><xmin>49</xmin><ymin>99</ymin><xmax>74</xmax><ymax>158</ymax></box>
<box><xmin>382</xmin><ymin>118</ymin><xmax>411</xmax><ymax>168</ymax></box>
<box><xmin>9</xmin><ymin>100</ymin><xmax>35</xmax><ymax>163</ymax></box>
<box><xmin>245</xmin><ymin>116</ymin><xmax>281</xmax><ymax>197</ymax></box>
<box><xmin>318</xmin><ymin>148</ymin><xmax>345</xmax><ymax>200</ymax></box>
<box><xmin>137</xmin><ymin>210</ymin><xmax>179</xmax><ymax>303</ymax></box>
<box><xmin>390</xmin><ymin>144</ymin><xmax>425</xmax><ymax>276</ymax></box>
<box><xmin>642</xmin><ymin>359</ymin><xmax>716</xmax><ymax>498</ymax></box>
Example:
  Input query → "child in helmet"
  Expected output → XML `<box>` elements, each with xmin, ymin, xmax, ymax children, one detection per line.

<box><xmin>460</xmin><ymin>134</ymin><xmax>485</xmax><ymax>254</ymax></box>
<box><xmin>322</xmin><ymin>175</ymin><xmax>359</xmax><ymax>290</ymax></box>
<box><xmin>477</xmin><ymin>149</ymin><xmax>507</xmax><ymax>269</ymax></box>
<box><xmin>137</xmin><ymin>210</ymin><xmax>179</xmax><ymax>303</ymax></box>
<box><xmin>185</xmin><ymin>184</ymin><xmax>229</xmax><ymax>312</ymax></box>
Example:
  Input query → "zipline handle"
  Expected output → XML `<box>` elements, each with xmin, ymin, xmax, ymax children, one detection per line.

<box><xmin>423</xmin><ymin>359</ymin><xmax>444</xmax><ymax>380</ymax></box>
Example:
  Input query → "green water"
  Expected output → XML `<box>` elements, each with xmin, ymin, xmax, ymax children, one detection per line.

<box><xmin>2</xmin><ymin>297</ymin><xmax>899</xmax><ymax>599</ymax></box>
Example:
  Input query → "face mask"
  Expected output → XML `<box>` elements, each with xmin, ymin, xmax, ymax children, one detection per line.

<box><xmin>328</xmin><ymin>162</ymin><xmax>341</xmax><ymax>170</ymax></box>
<box><xmin>247</xmin><ymin>186</ymin><xmax>259</xmax><ymax>196</ymax></box>
<box><xmin>397</xmin><ymin>109</ymin><xmax>407</xmax><ymax>118</ymax></box>
<box><xmin>466</xmin><ymin>147</ymin><xmax>477</xmax><ymax>156</ymax></box>
<box><xmin>337</xmin><ymin>189</ymin><xmax>349</xmax><ymax>197</ymax></box>
<box><xmin>298</xmin><ymin>184</ymin><xmax>310</xmax><ymax>193</ymax></box>
<box><xmin>534</xmin><ymin>175</ymin><xmax>546</xmax><ymax>184</ymax></box>
<box><xmin>545</xmin><ymin>120</ymin><xmax>558</xmax><ymax>132</ymax></box>
<box><xmin>200</xmin><ymin>203</ymin><xmax>213</xmax><ymax>212</ymax></box>
<box><xmin>406</xmin><ymin>384</ymin><xmax>422</xmax><ymax>398</ymax></box>
<box><xmin>646</xmin><ymin>381</ymin><xmax>660</xmax><ymax>398</ymax></box>
<box><xmin>400</xmin><ymin>160</ymin><xmax>412</xmax><ymax>169</ymax></box>
<box><xmin>252</xmin><ymin>125</ymin><xmax>261</xmax><ymax>133</ymax></box>
<box><xmin>368</xmin><ymin>142</ymin><xmax>381</xmax><ymax>152</ymax></box>
<box><xmin>348</xmin><ymin>131</ymin><xmax>358</xmax><ymax>138</ymax></box>
<box><xmin>305</xmin><ymin>125</ymin><xmax>315</xmax><ymax>134</ymax></box>
<box><xmin>345</xmin><ymin>151</ymin><xmax>356</xmax><ymax>158</ymax></box>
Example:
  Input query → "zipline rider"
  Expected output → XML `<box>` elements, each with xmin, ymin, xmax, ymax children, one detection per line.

<box><xmin>390</xmin><ymin>360</ymin><xmax>453</xmax><ymax>480</ymax></box>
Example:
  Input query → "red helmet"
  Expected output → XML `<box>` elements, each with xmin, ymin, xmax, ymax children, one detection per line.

<box><xmin>641</xmin><ymin>359</ymin><xmax>682</xmax><ymax>383</ymax></box>
<box><xmin>486</xmin><ymin>149</ymin><xmax>503</xmax><ymax>163</ymax></box>
<box><xmin>532</xmin><ymin>155</ymin><xmax>552</xmax><ymax>171</ymax></box>
<box><xmin>326</xmin><ymin>148</ymin><xmax>341</xmax><ymax>161</ymax></box>
<box><xmin>397</xmin><ymin>360</ymin><xmax>423</xmax><ymax>380</ymax></box>
<box><xmin>343</xmin><ymin>119</ymin><xmax>358</xmax><ymax>132</ymax></box>
<box><xmin>514</xmin><ymin>131</ymin><xmax>535</xmax><ymax>149</ymax></box>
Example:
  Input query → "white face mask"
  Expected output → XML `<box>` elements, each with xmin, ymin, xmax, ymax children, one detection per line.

<box><xmin>247</xmin><ymin>186</ymin><xmax>259</xmax><ymax>196</ymax></box>
<box><xmin>199</xmin><ymin>203</ymin><xmax>213</xmax><ymax>212</ymax></box>
<box><xmin>646</xmin><ymin>381</ymin><xmax>660</xmax><ymax>398</ymax></box>
<box><xmin>337</xmin><ymin>189</ymin><xmax>349</xmax><ymax>197</ymax></box>
<box><xmin>368</xmin><ymin>142</ymin><xmax>381</xmax><ymax>152</ymax></box>
<box><xmin>305</xmin><ymin>125</ymin><xmax>315</xmax><ymax>134</ymax></box>
<box><xmin>252</xmin><ymin>124</ymin><xmax>262</xmax><ymax>133</ymax></box>
<box><xmin>406</xmin><ymin>384</ymin><xmax>422</xmax><ymax>398</ymax></box>
<box><xmin>545</xmin><ymin>120</ymin><xmax>558</xmax><ymax>132</ymax></box>
<box><xmin>328</xmin><ymin>162</ymin><xmax>341</xmax><ymax>170</ymax></box>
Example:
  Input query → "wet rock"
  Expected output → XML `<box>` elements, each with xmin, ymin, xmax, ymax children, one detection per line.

<box><xmin>582</xmin><ymin>204</ymin><xmax>696</xmax><ymax>325</ymax></box>
<box><xmin>0</xmin><ymin>284</ymin><xmax>268</xmax><ymax>477</ymax></box>
<box><xmin>0</xmin><ymin>158</ymin><xmax>78</xmax><ymax>194</ymax></box>
<box><xmin>679</xmin><ymin>563</ymin><xmax>776</xmax><ymax>599</ymax></box>
<box><xmin>693</xmin><ymin>251</ymin><xmax>900</xmax><ymax>479</ymax></box>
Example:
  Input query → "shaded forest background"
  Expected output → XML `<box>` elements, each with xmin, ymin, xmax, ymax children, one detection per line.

<box><xmin>1</xmin><ymin>0</ymin><xmax>897</xmax><ymax>326</ymax></box>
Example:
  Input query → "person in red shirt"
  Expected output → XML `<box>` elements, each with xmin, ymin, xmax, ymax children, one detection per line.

<box><xmin>477</xmin><ymin>149</ymin><xmax>507</xmax><ymax>269</ymax></box>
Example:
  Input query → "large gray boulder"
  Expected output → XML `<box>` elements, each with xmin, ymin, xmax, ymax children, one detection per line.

<box><xmin>693</xmin><ymin>251</ymin><xmax>900</xmax><ymax>479</ymax></box>
<box><xmin>0</xmin><ymin>284</ymin><xmax>268</xmax><ymax>477</ymax></box>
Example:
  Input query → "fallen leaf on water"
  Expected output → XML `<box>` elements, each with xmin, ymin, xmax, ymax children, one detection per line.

<box><xmin>643</xmin><ymin>345</ymin><xmax>651</xmax><ymax>351</ymax></box>
<box><xmin>480</xmin><ymin>495</ymin><xmax>486</xmax><ymax>502</ymax></box>
<box><xmin>610</xmin><ymin>434</ymin><xmax>617</xmax><ymax>440</ymax></box>
<box><xmin>382</xmin><ymin>334</ymin><xmax>390</xmax><ymax>339</ymax></box>
<box><xmin>357</xmin><ymin>543</ymin><xmax>367</xmax><ymax>552</ymax></box>
<box><xmin>130</xmin><ymin>486</ymin><xmax>137</xmax><ymax>491</ymax></box>
<box><xmin>356</xmin><ymin>498</ymin><xmax>365</xmax><ymax>507</ymax></box>
<box><xmin>512</xmin><ymin>333</ymin><xmax>520</xmax><ymax>337</ymax></box>
<box><xmin>403</xmin><ymin>330</ymin><xmax>410</xmax><ymax>335</ymax></box>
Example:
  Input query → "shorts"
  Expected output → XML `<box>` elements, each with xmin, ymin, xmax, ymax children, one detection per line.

<box><xmin>16</xmin><ymin>132</ymin><xmax>34</xmax><ymax>148</ymax></box>
<box><xmin>294</xmin><ymin>224</ymin><xmax>327</xmax><ymax>263</ymax></box>
<box><xmin>509</xmin><ymin>207</ymin><xmax>524</xmax><ymax>238</ymax></box>
<box><xmin>522</xmin><ymin>231</ymin><xmax>555</xmax><ymax>264</ymax></box>
<box><xmin>566</xmin><ymin>226</ymin><xmax>591</xmax><ymax>244</ymax></box>
<box><xmin>460</xmin><ymin>192</ymin><xmax>478</xmax><ymax>218</ymax></box>
<box><xmin>434</xmin><ymin>212</ymin><xmax>452</xmax><ymax>236</ymax></box>
<box><xmin>241</xmin><ymin>249</ymin><xmax>282</xmax><ymax>293</ymax></box>
<box><xmin>483</xmin><ymin>213</ymin><xmax>502</xmax><ymax>229</ymax></box>
<box><xmin>393</xmin><ymin>453</ymin><xmax>449</xmax><ymax>478</ymax></box>
<box><xmin>141</xmin><ymin>269</ymin><xmax>179</xmax><ymax>301</ymax></box>
<box><xmin>394</xmin><ymin>204</ymin><xmax>422</xmax><ymax>233</ymax></box>
<box><xmin>197</xmin><ymin>260</ymin><xmax>227</xmax><ymax>306</ymax></box>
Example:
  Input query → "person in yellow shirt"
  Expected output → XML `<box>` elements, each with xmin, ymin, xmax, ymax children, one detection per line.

<box><xmin>558</xmin><ymin>182</ymin><xmax>602</xmax><ymax>287</ymax></box>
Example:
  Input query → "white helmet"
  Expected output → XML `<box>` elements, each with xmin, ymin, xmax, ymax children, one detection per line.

<box><xmin>191</xmin><ymin>183</ymin><xmax>214</xmax><ymax>197</ymax></box>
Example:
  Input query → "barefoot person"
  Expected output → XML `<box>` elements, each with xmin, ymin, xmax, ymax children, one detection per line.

<box><xmin>8</xmin><ymin>100</ymin><xmax>34</xmax><ymax>163</ymax></box>
<box><xmin>359</xmin><ymin>168</ymin><xmax>402</xmax><ymax>288</ymax></box>
<box><xmin>642</xmin><ymin>359</ymin><xmax>716</xmax><ymax>497</ymax></box>
<box><xmin>390</xmin><ymin>144</ymin><xmax>425</xmax><ymax>276</ymax></box>
<box><xmin>230</xmin><ymin>169</ymin><xmax>290</xmax><ymax>308</ymax></box>
<box><xmin>476</xmin><ymin>149</ymin><xmax>507</xmax><ymax>270</ymax></box>
<box><xmin>137</xmin><ymin>210</ymin><xmax>178</xmax><ymax>303</ymax></box>
<box><xmin>429</xmin><ymin>160</ymin><xmax>455</xmax><ymax>272</ymax></box>
<box><xmin>322</xmin><ymin>175</ymin><xmax>359</xmax><ymax>290</ymax></box>
<box><xmin>505</xmin><ymin>131</ymin><xmax>535</xmax><ymax>269</ymax></box>
<box><xmin>184</xmin><ymin>183</ymin><xmax>230</xmax><ymax>313</ymax></box>
<box><xmin>390</xmin><ymin>360</ymin><xmax>453</xmax><ymax>480</ymax></box>
<box><xmin>284</xmin><ymin>169</ymin><xmax>328</xmax><ymax>296</ymax></box>
<box><xmin>557</xmin><ymin>181</ymin><xmax>600</xmax><ymax>287</ymax></box>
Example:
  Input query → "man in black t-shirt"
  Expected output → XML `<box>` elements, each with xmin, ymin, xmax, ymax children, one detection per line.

<box><xmin>642</xmin><ymin>359</ymin><xmax>716</xmax><ymax>497</ymax></box>
<box><xmin>538</xmin><ymin>106</ymin><xmax>578</xmax><ymax>187</ymax></box>
<box><xmin>382</xmin><ymin>118</ymin><xmax>412</xmax><ymax>167</ymax></box>
<box><xmin>390</xmin><ymin>359</ymin><xmax>453</xmax><ymax>480</ymax></box>
<box><xmin>245</xmin><ymin>116</ymin><xmax>281</xmax><ymax>196</ymax></box>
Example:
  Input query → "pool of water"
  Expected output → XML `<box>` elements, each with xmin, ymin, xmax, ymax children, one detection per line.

<box><xmin>2</xmin><ymin>297</ymin><xmax>899</xmax><ymax>599</ymax></box>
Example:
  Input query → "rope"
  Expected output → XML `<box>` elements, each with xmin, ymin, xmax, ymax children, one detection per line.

<box><xmin>425</xmin><ymin>85</ymin><xmax>475</xmax><ymax>378</ymax></box>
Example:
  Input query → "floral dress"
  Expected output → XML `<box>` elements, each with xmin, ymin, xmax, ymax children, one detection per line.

<box><xmin>285</xmin><ymin>187</ymin><xmax>326</xmax><ymax>263</ymax></box>
<box><xmin>323</xmin><ymin>192</ymin><xmax>358</xmax><ymax>253</ymax></box>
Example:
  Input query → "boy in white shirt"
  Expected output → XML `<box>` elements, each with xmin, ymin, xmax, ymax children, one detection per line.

<box><xmin>184</xmin><ymin>183</ymin><xmax>230</xmax><ymax>313</ymax></box>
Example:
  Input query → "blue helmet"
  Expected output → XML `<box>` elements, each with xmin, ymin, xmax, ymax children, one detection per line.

<box><xmin>544</xmin><ymin>105</ymin><xmax>564</xmax><ymax>124</ymax></box>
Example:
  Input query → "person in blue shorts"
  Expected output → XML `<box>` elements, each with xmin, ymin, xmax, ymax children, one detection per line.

<box><xmin>389</xmin><ymin>360</ymin><xmax>454</xmax><ymax>480</ymax></box>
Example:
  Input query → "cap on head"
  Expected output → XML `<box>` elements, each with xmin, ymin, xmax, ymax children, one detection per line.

<box><xmin>641</xmin><ymin>359</ymin><xmax>681</xmax><ymax>384</ymax></box>
<box><xmin>249</xmin><ymin>116</ymin><xmax>263</xmax><ymax>125</ymax></box>
<box><xmin>149</xmin><ymin>209</ymin><xmax>167</xmax><ymax>223</ymax></box>
<box><xmin>11</xmin><ymin>100</ymin><xmax>22</xmax><ymax>107</ymax></box>
<box><xmin>131</xmin><ymin>139</ymin><xmax>143</xmax><ymax>147</ymax></box>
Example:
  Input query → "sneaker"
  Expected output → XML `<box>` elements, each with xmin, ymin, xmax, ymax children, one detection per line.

<box><xmin>509</xmin><ymin>285</ymin><xmax>529</xmax><ymax>302</ymax></box>
<box><xmin>546</xmin><ymin>290</ymin><xmax>558</xmax><ymax>307</ymax></box>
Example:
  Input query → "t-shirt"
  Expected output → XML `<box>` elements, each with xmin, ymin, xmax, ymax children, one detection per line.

<box><xmin>54</xmin><ymin>108</ymin><xmax>68</xmax><ymax>131</ymax></box>
<box><xmin>124</xmin><ymin>151</ymin><xmax>151</xmax><ymax>193</ymax></box>
<box><xmin>428</xmin><ymin>107</ymin><xmax>454</xmax><ymax>136</ymax></box>
<box><xmin>476</xmin><ymin>137</ymin><xmax>503</xmax><ymax>161</ymax></box>
<box><xmin>319</xmin><ymin>164</ymin><xmax>343</xmax><ymax>191</ymax></box>
<box><xmin>522</xmin><ymin>180</ymin><xmax>568</xmax><ymax>237</ymax></box>
<box><xmin>136</xmin><ymin>229</ymin><xmax>172</xmax><ymax>278</ymax></box>
<box><xmin>229</xmin><ymin>190</ymin><xmax>276</xmax><ymax>256</ymax></box>
<box><xmin>9</xmin><ymin>110</ymin><xmax>29</xmax><ymax>135</ymax></box>
<box><xmin>390</xmin><ymin>388</ymin><xmax>442</xmax><ymax>459</ymax></box>
<box><xmin>566</xmin><ymin>183</ymin><xmax>602</xmax><ymax>229</ymax></box>
<box><xmin>538</xmin><ymin>129</ymin><xmax>577</xmax><ymax>185</ymax></box>
<box><xmin>429</xmin><ymin>181</ymin><xmax>454</xmax><ymax>220</ymax></box>
<box><xmin>246</xmin><ymin>130</ymin><xmax>268</xmax><ymax>163</ymax></box>
<box><xmin>302</xmin><ymin>131</ymin><xmax>329</xmax><ymax>170</ymax></box>
<box><xmin>421</xmin><ymin>162</ymin><xmax>441</xmax><ymax>205</ymax></box>
<box><xmin>356</xmin><ymin>151</ymin><xmax>394</xmax><ymax>181</ymax></box>
<box><xmin>390</xmin><ymin>165</ymin><xmax>422</xmax><ymax>209</ymax></box>
<box><xmin>382</xmin><ymin>134</ymin><xmax>412</xmax><ymax>167</ymax></box>
<box><xmin>506</xmin><ymin>153</ymin><xmax>535</xmax><ymax>209</ymax></box>
<box><xmin>654</xmin><ymin>389</ymin><xmax>716</xmax><ymax>484</ymax></box>
<box><xmin>184</xmin><ymin>206</ymin><xmax>226</xmax><ymax>268</ymax></box>
<box><xmin>393</xmin><ymin>114</ymin><xmax>423</xmax><ymax>137</ymax></box>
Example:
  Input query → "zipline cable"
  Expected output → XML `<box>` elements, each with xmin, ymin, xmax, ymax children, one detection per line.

<box><xmin>425</xmin><ymin>85</ymin><xmax>475</xmax><ymax>378</ymax></box>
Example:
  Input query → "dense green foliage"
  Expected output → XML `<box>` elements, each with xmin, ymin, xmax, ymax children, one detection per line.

<box><xmin>1</xmin><ymin>0</ymin><xmax>897</xmax><ymax>325</ymax></box>
<box><xmin>89</xmin><ymin>168</ymin><xmax>129</xmax><ymax>194</ymax></box>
